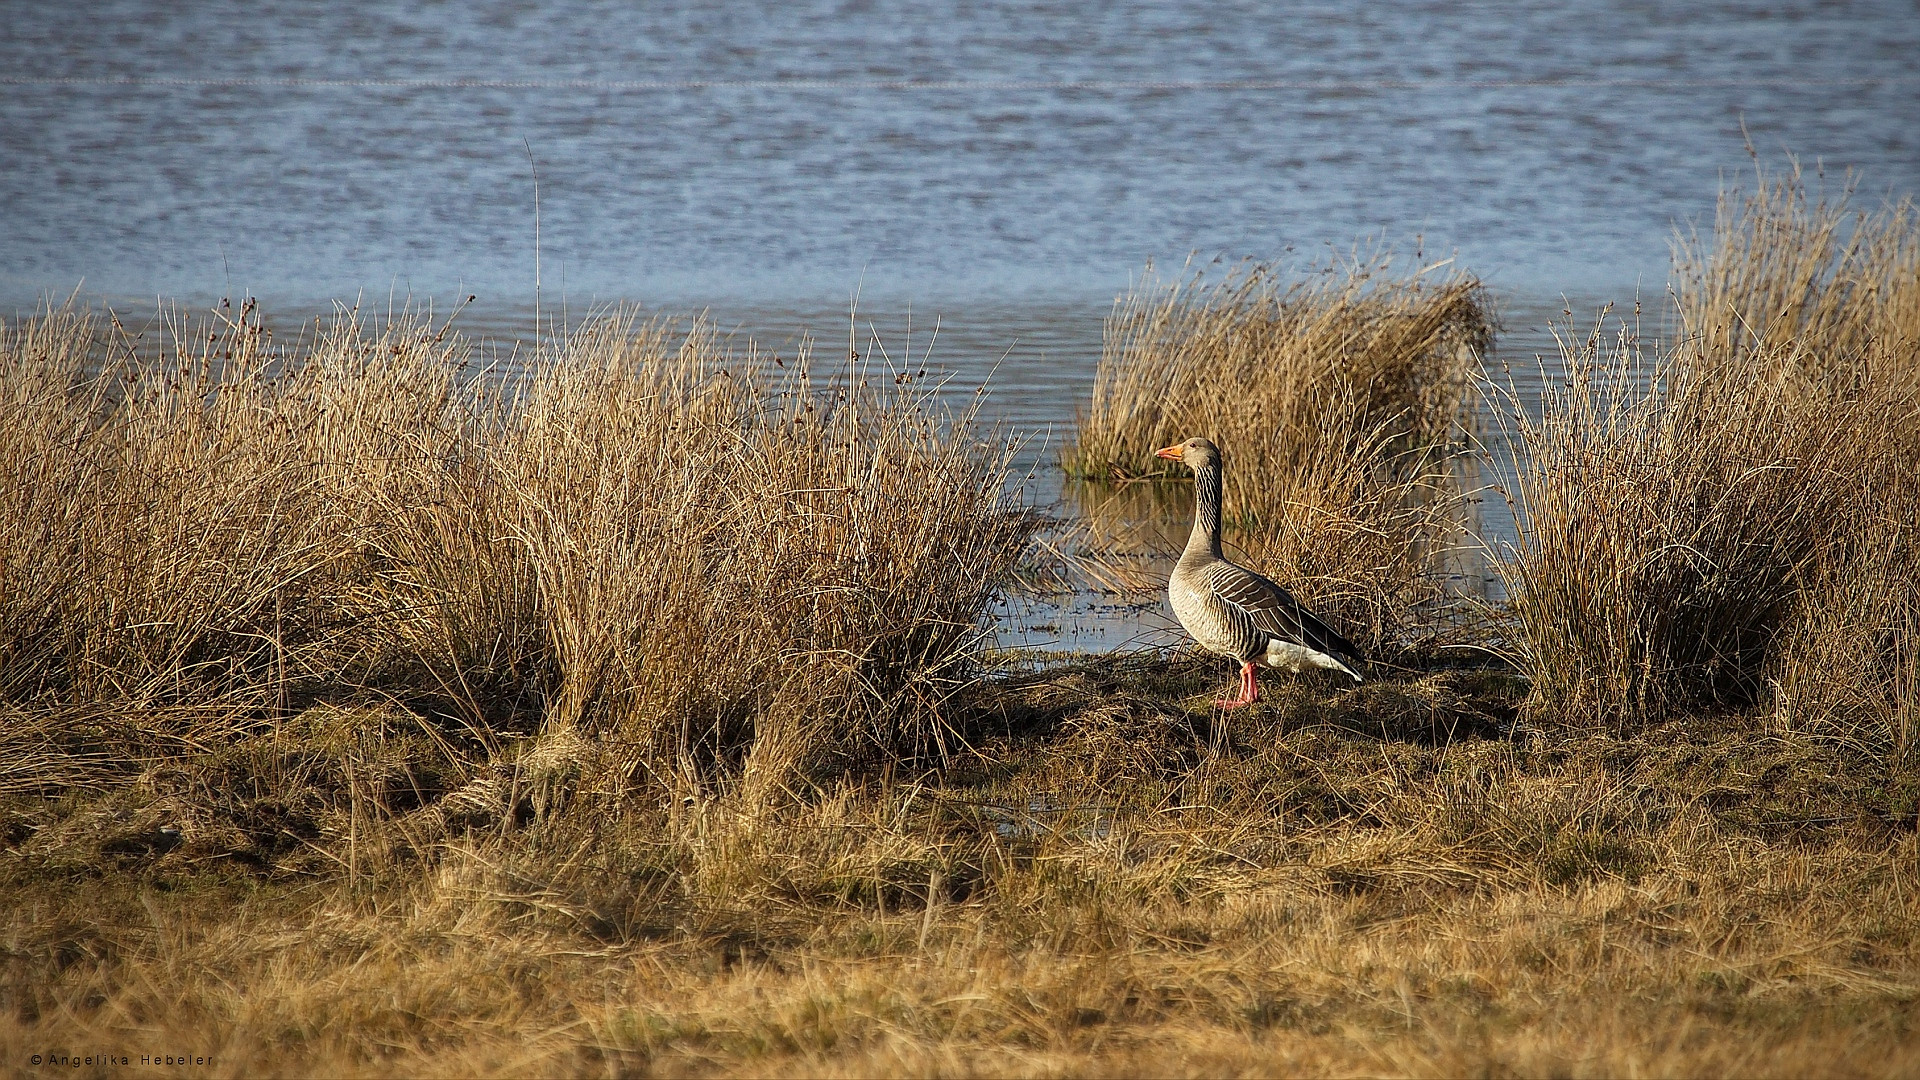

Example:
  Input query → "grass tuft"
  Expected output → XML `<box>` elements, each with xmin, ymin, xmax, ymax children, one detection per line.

<box><xmin>1496</xmin><ymin>163</ymin><xmax>1920</xmax><ymax>733</ymax></box>
<box><xmin>1063</xmin><ymin>255</ymin><xmax>1494</xmax><ymax>655</ymax></box>
<box><xmin>0</xmin><ymin>302</ymin><xmax>1033</xmax><ymax>803</ymax></box>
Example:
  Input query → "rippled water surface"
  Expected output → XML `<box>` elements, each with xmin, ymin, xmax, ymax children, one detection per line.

<box><xmin>5</xmin><ymin>0</ymin><xmax>1918</xmax><ymax>649</ymax></box>
<box><xmin>5</xmin><ymin>0</ymin><xmax>1917</xmax><ymax>308</ymax></box>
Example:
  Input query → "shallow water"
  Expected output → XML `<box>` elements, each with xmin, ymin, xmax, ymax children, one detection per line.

<box><xmin>4</xmin><ymin>0</ymin><xmax>1916</xmax><ymax>651</ymax></box>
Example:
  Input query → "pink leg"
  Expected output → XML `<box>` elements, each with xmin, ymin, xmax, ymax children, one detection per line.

<box><xmin>1214</xmin><ymin>661</ymin><xmax>1260</xmax><ymax>709</ymax></box>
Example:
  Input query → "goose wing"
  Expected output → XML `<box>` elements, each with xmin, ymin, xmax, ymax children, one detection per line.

<box><xmin>1201</xmin><ymin>560</ymin><xmax>1364</xmax><ymax>663</ymax></box>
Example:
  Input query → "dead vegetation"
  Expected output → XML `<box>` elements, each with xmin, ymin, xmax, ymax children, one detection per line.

<box><xmin>0</xmin><ymin>303</ymin><xmax>1032</xmax><ymax>803</ymax></box>
<box><xmin>5</xmin><ymin>165</ymin><xmax>1920</xmax><ymax>1077</ymax></box>
<box><xmin>1062</xmin><ymin>255</ymin><xmax>1494</xmax><ymax>656</ymax></box>
<box><xmin>4</xmin><ymin>657</ymin><xmax>1916</xmax><ymax>1077</ymax></box>
<box><xmin>1495</xmin><ymin>162</ymin><xmax>1920</xmax><ymax>740</ymax></box>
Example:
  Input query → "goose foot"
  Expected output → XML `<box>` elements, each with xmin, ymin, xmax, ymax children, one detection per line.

<box><xmin>1214</xmin><ymin>662</ymin><xmax>1260</xmax><ymax>709</ymax></box>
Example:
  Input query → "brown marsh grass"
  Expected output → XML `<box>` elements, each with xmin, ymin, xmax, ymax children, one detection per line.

<box><xmin>0</xmin><ymin>302</ymin><xmax>1033</xmax><ymax>800</ymax></box>
<box><xmin>1063</xmin><ymin>257</ymin><xmax>1494</xmax><ymax>655</ymax></box>
<box><xmin>1672</xmin><ymin>159</ymin><xmax>1920</xmax><ymax>386</ymax></box>
<box><xmin>1490</xmin><ymin>315</ymin><xmax>1896</xmax><ymax>725</ymax></box>
<box><xmin>5</xmin><ymin>657</ymin><xmax>1917</xmax><ymax>1077</ymax></box>
<box><xmin>1496</xmin><ymin>164</ymin><xmax>1920</xmax><ymax>737</ymax></box>
<box><xmin>9</xmin><ymin>171</ymin><xmax>1920</xmax><ymax>1075</ymax></box>
<box><xmin>494</xmin><ymin>314</ymin><xmax>1034</xmax><ymax>790</ymax></box>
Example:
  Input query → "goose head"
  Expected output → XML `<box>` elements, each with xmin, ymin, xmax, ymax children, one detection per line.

<box><xmin>1153</xmin><ymin>436</ymin><xmax>1221</xmax><ymax>471</ymax></box>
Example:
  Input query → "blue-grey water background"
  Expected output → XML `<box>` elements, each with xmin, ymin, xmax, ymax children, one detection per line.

<box><xmin>5</xmin><ymin>0</ymin><xmax>1919</xmax><ymax>650</ymax></box>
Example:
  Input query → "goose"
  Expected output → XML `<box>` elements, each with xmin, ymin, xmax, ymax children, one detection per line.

<box><xmin>1156</xmin><ymin>436</ymin><xmax>1365</xmax><ymax>707</ymax></box>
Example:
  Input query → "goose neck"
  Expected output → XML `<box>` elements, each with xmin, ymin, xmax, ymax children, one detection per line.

<box><xmin>1187</xmin><ymin>461</ymin><xmax>1224</xmax><ymax>559</ymax></box>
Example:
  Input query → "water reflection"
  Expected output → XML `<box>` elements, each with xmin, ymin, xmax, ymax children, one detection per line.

<box><xmin>1000</xmin><ymin>440</ymin><xmax>1506</xmax><ymax>656</ymax></box>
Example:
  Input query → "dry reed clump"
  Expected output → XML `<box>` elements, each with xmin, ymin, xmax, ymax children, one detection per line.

<box><xmin>1693</xmin><ymin>167</ymin><xmax>1920</xmax><ymax>756</ymax></box>
<box><xmin>0</xmin><ymin>301</ymin><xmax>1033</xmax><ymax>802</ymax></box>
<box><xmin>1492</xmin><ymin>317</ymin><xmax>1896</xmax><ymax>724</ymax></box>
<box><xmin>0</xmin><ymin>300</ymin><xmax>512</xmax><ymax>714</ymax></box>
<box><xmin>1069</xmin><ymin>257</ymin><xmax>1492</xmax><ymax>485</ymax></box>
<box><xmin>1497</xmin><ymin>163</ymin><xmax>1920</xmax><ymax>733</ymax></box>
<box><xmin>497</xmin><ymin>313</ymin><xmax>1035</xmax><ymax>791</ymax></box>
<box><xmin>1063</xmin><ymin>257</ymin><xmax>1493</xmax><ymax>653</ymax></box>
<box><xmin>1776</xmin><ymin>526</ymin><xmax>1920</xmax><ymax>756</ymax></box>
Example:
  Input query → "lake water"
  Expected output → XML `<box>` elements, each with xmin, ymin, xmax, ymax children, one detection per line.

<box><xmin>4</xmin><ymin>0</ymin><xmax>1918</xmax><ymax>650</ymax></box>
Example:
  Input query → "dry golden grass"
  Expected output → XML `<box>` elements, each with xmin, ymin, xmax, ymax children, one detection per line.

<box><xmin>1068</xmin><ymin>257</ymin><xmax>1491</xmax><ymax>488</ymax></box>
<box><xmin>4</xmin><ymin>658</ymin><xmax>1916</xmax><ymax>1077</ymax></box>
<box><xmin>10</xmin><ymin>168</ymin><xmax>1920</xmax><ymax>1076</ymax></box>
<box><xmin>1679</xmin><ymin>162</ymin><xmax>1920</xmax><ymax>757</ymax></box>
<box><xmin>1495</xmin><ymin>165</ymin><xmax>1920</xmax><ymax>735</ymax></box>
<box><xmin>1672</xmin><ymin>159</ymin><xmax>1920</xmax><ymax>385</ymax></box>
<box><xmin>0</xmin><ymin>301</ymin><xmax>1032</xmax><ymax>799</ymax></box>
<box><xmin>1490</xmin><ymin>316</ymin><xmax>1897</xmax><ymax>724</ymax></box>
<box><xmin>493</xmin><ymin>314</ymin><xmax>1033</xmax><ymax>789</ymax></box>
<box><xmin>1062</xmin><ymin>257</ymin><xmax>1494</xmax><ymax>655</ymax></box>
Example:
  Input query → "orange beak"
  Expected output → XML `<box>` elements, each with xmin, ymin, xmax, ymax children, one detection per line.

<box><xmin>1154</xmin><ymin>444</ymin><xmax>1184</xmax><ymax>461</ymax></box>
